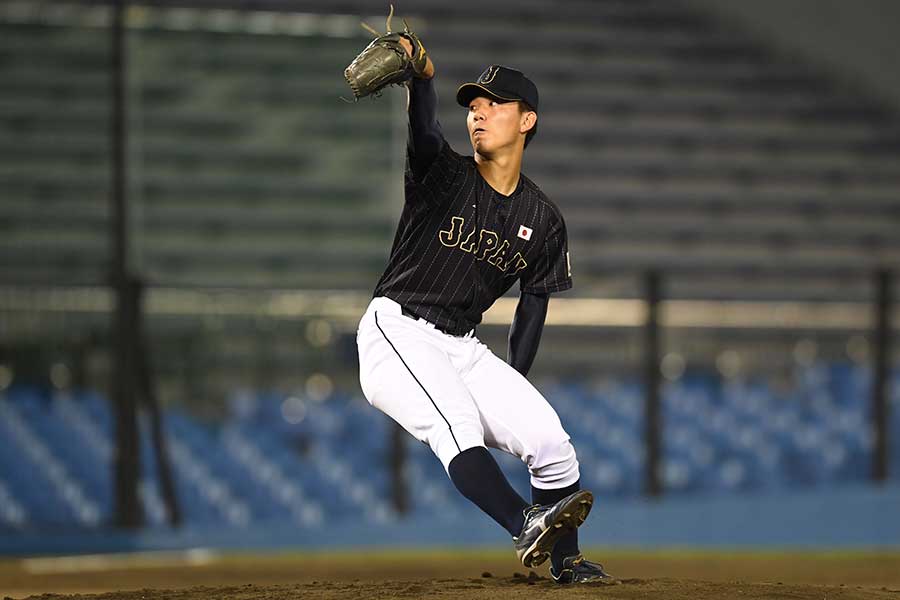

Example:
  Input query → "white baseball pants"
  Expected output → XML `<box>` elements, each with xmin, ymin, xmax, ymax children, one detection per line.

<box><xmin>356</xmin><ymin>296</ymin><xmax>579</xmax><ymax>490</ymax></box>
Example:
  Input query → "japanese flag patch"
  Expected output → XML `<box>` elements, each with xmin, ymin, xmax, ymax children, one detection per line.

<box><xmin>517</xmin><ymin>225</ymin><xmax>533</xmax><ymax>241</ymax></box>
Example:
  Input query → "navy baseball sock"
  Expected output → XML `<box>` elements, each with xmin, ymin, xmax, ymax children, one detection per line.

<box><xmin>448</xmin><ymin>447</ymin><xmax>529</xmax><ymax>537</ymax></box>
<box><xmin>532</xmin><ymin>479</ymin><xmax>581</xmax><ymax>572</ymax></box>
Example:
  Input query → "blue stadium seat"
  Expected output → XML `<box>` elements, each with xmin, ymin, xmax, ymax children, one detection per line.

<box><xmin>1</xmin><ymin>362</ymin><xmax>895</xmax><ymax>530</ymax></box>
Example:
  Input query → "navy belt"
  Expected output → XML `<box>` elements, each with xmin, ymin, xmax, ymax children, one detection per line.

<box><xmin>401</xmin><ymin>306</ymin><xmax>472</xmax><ymax>337</ymax></box>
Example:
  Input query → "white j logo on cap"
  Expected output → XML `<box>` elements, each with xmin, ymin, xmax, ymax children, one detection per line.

<box><xmin>479</xmin><ymin>65</ymin><xmax>499</xmax><ymax>84</ymax></box>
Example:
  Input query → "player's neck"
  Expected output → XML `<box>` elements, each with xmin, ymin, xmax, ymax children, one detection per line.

<box><xmin>473</xmin><ymin>148</ymin><xmax>522</xmax><ymax>197</ymax></box>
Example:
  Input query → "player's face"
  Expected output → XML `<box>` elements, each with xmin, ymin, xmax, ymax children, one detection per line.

<box><xmin>466</xmin><ymin>96</ymin><xmax>533</xmax><ymax>156</ymax></box>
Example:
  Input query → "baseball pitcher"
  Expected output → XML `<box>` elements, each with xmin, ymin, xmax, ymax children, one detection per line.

<box><xmin>347</xmin><ymin>9</ymin><xmax>614</xmax><ymax>584</ymax></box>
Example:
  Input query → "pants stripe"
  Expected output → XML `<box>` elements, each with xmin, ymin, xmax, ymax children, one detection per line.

<box><xmin>374</xmin><ymin>311</ymin><xmax>462</xmax><ymax>453</ymax></box>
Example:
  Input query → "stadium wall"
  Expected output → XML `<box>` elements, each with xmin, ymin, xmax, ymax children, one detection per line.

<box><xmin>2</xmin><ymin>484</ymin><xmax>898</xmax><ymax>556</ymax></box>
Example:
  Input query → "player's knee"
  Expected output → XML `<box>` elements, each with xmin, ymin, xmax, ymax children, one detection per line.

<box><xmin>432</xmin><ymin>421</ymin><xmax>485</xmax><ymax>474</ymax></box>
<box><xmin>528</xmin><ymin>436</ymin><xmax>580</xmax><ymax>488</ymax></box>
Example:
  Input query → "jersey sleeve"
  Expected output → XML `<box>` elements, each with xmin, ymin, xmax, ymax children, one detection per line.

<box><xmin>406</xmin><ymin>77</ymin><xmax>445</xmax><ymax>182</ymax></box>
<box><xmin>404</xmin><ymin>140</ymin><xmax>464</xmax><ymax>205</ymax></box>
<box><xmin>519</xmin><ymin>216</ymin><xmax>573</xmax><ymax>294</ymax></box>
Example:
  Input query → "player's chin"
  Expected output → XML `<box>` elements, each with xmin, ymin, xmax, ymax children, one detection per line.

<box><xmin>471</xmin><ymin>138</ymin><xmax>491</xmax><ymax>155</ymax></box>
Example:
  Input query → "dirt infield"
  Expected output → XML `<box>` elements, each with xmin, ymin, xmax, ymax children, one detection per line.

<box><xmin>3</xmin><ymin>548</ymin><xmax>899</xmax><ymax>600</ymax></box>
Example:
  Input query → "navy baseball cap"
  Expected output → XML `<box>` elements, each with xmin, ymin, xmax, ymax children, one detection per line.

<box><xmin>456</xmin><ymin>65</ymin><xmax>539</xmax><ymax>112</ymax></box>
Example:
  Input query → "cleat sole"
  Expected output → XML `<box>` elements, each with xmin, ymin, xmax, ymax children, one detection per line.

<box><xmin>520</xmin><ymin>490</ymin><xmax>595</xmax><ymax>568</ymax></box>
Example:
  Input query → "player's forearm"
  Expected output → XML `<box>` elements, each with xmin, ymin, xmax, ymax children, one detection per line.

<box><xmin>407</xmin><ymin>77</ymin><xmax>444</xmax><ymax>177</ymax></box>
<box><xmin>507</xmin><ymin>291</ymin><xmax>549</xmax><ymax>377</ymax></box>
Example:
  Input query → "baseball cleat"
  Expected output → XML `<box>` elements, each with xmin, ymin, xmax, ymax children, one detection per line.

<box><xmin>550</xmin><ymin>553</ymin><xmax>617</xmax><ymax>585</ymax></box>
<box><xmin>512</xmin><ymin>489</ymin><xmax>593</xmax><ymax>568</ymax></box>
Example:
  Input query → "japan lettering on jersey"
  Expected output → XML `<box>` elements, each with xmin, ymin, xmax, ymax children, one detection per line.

<box><xmin>438</xmin><ymin>216</ymin><xmax>529</xmax><ymax>275</ymax></box>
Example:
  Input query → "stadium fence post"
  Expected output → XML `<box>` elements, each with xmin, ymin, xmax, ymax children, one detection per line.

<box><xmin>643</xmin><ymin>270</ymin><xmax>662</xmax><ymax>497</ymax></box>
<box><xmin>110</xmin><ymin>0</ymin><xmax>142</xmax><ymax>528</ymax></box>
<box><xmin>872</xmin><ymin>269</ymin><xmax>892</xmax><ymax>482</ymax></box>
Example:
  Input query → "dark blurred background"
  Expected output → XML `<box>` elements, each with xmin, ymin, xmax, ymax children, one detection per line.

<box><xmin>0</xmin><ymin>0</ymin><xmax>898</xmax><ymax>551</ymax></box>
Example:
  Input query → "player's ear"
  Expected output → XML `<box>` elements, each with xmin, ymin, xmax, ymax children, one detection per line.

<box><xmin>520</xmin><ymin>110</ymin><xmax>537</xmax><ymax>135</ymax></box>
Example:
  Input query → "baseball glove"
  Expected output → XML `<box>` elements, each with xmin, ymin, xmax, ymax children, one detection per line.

<box><xmin>344</xmin><ymin>5</ymin><xmax>429</xmax><ymax>100</ymax></box>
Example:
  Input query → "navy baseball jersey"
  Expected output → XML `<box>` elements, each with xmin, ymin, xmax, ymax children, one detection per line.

<box><xmin>373</xmin><ymin>141</ymin><xmax>572</xmax><ymax>335</ymax></box>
